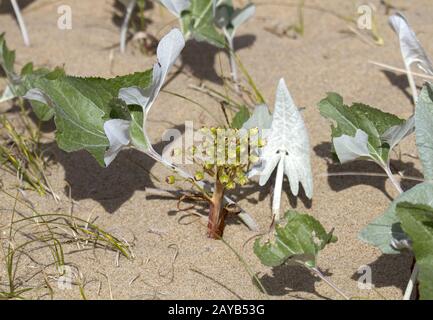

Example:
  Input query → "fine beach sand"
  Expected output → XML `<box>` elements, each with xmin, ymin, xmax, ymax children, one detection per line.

<box><xmin>0</xmin><ymin>0</ymin><xmax>432</xmax><ymax>300</ymax></box>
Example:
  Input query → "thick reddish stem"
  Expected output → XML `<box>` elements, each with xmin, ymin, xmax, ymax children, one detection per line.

<box><xmin>207</xmin><ymin>179</ymin><xmax>226</xmax><ymax>239</ymax></box>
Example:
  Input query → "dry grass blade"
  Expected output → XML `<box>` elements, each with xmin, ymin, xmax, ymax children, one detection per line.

<box><xmin>0</xmin><ymin>188</ymin><xmax>134</xmax><ymax>299</ymax></box>
<box><xmin>0</xmin><ymin>106</ymin><xmax>58</xmax><ymax>201</ymax></box>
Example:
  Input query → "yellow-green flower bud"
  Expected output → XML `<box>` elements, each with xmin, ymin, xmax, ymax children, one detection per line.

<box><xmin>226</xmin><ymin>181</ymin><xmax>236</xmax><ymax>190</ymax></box>
<box><xmin>194</xmin><ymin>171</ymin><xmax>204</xmax><ymax>181</ymax></box>
<box><xmin>238</xmin><ymin>175</ymin><xmax>248</xmax><ymax>186</ymax></box>
<box><xmin>166</xmin><ymin>176</ymin><xmax>176</xmax><ymax>184</ymax></box>
<box><xmin>219</xmin><ymin>174</ymin><xmax>230</xmax><ymax>184</ymax></box>
<box><xmin>204</xmin><ymin>162</ymin><xmax>214</xmax><ymax>170</ymax></box>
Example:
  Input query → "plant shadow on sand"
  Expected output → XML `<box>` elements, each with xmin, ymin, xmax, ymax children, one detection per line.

<box><xmin>350</xmin><ymin>251</ymin><xmax>413</xmax><ymax>294</ymax></box>
<box><xmin>235</xmin><ymin>178</ymin><xmax>312</xmax><ymax>209</ymax></box>
<box><xmin>381</xmin><ymin>70</ymin><xmax>417</xmax><ymax>105</ymax></box>
<box><xmin>314</xmin><ymin>142</ymin><xmax>423</xmax><ymax>201</ymax></box>
<box><xmin>111</xmin><ymin>0</ymin><xmax>154</xmax><ymax>34</ymax></box>
<box><xmin>258</xmin><ymin>263</ymin><xmax>333</xmax><ymax>300</ymax></box>
<box><xmin>42</xmin><ymin>124</ymin><xmax>196</xmax><ymax>213</ymax></box>
<box><xmin>0</xmin><ymin>0</ymin><xmax>35</xmax><ymax>14</ymax></box>
<box><xmin>180</xmin><ymin>36</ymin><xmax>256</xmax><ymax>85</ymax></box>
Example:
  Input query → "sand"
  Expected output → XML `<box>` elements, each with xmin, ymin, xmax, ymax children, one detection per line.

<box><xmin>0</xmin><ymin>0</ymin><xmax>431</xmax><ymax>300</ymax></box>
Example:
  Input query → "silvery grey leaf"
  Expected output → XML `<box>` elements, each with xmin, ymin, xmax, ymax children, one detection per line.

<box><xmin>333</xmin><ymin>129</ymin><xmax>371</xmax><ymax>164</ymax></box>
<box><xmin>23</xmin><ymin>88</ymin><xmax>49</xmax><ymax>105</ymax></box>
<box><xmin>242</xmin><ymin>104</ymin><xmax>272</xmax><ymax>131</ymax></box>
<box><xmin>251</xmin><ymin>79</ymin><xmax>313</xmax><ymax>219</ymax></box>
<box><xmin>103</xmin><ymin>119</ymin><xmax>131</xmax><ymax>166</ymax></box>
<box><xmin>382</xmin><ymin>115</ymin><xmax>415</xmax><ymax>151</ymax></box>
<box><xmin>415</xmin><ymin>83</ymin><xmax>433</xmax><ymax>180</ymax></box>
<box><xmin>389</xmin><ymin>13</ymin><xmax>433</xmax><ymax>75</ymax></box>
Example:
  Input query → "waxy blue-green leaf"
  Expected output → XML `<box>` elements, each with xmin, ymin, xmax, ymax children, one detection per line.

<box><xmin>22</xmin><ymin>70</ymin><xmax>152</xmax><ymax>167</ymax></box>
<box><xmin>182</xmin><ymin>0</ymin><xmax>225</xmax><ymax>47</ymax></box>
<box><xmin>213</xmin><ymin>0</ymin><xmax>255</xmax><ymax>37</ymax></box>
<box><xmin>254</xmin><ymin>211</ymin><xmax>336</xmax><ymax>268</ymax></box>
<box><xmin>110</xmin><ymin>28</ymin><xmax>185</xmax><ymax>166</ymax></box>
<box><xmin>318</xmin><ymin>93</ymin><xmax>405</xmax><ymax>165</ymax></box>
<box><xmin>396</xmin><ymin>202</ymin><xmax>433</xmax><ymax>300</ymax></box>
<box><xmin>359</xmin><ymin>182</ymin><xmax>433</xmax><ymax>254</ymax></box>
<box><xmin>415</xmin><ymin>83</ymin><xmax>433</xmax><ymax>181</ymax></box>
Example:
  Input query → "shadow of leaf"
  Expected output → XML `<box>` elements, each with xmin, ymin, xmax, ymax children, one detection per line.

<box><xmin>0</xmin><ymin>0</ymin><xmax>35</xmax><ymax>14</ymax></box>
<box><xmin>258</xmin><ymin>263</ymin><xmax>332</xmax><ymax>299</ymax></box>
<box><xmin>381</xmin><ymin>70</ymin><xmax>415</xmax><ymax>105</ymax></box>
<box><xmin>180</xmin><ymin>35</ymin><xmax>256</xmax><ymax>85</ymax></box>
<box><xmin>350</xmin><ymin>252</ymin><xmax>413</xmax><ymax>293</ymax></box>
<box><xmin>314</xmin><ymin>142</ymin><xmax>423</xmax><ymax>199</ymax></box>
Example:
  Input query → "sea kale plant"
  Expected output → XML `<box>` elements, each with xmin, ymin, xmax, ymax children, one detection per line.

<box><xmin>317</xmin><ymin>13</ymin><xmax>433</xmax><ymax>300</ymax></box>
<box><xmin>0</xmin><ymin>29</ymin><xmax>266</xmax><ymax>236</ymax></box>
<box><xmin>159</xmin><ymin>0</ymin><xmax>255</xmax><ymax>88</ymax></box>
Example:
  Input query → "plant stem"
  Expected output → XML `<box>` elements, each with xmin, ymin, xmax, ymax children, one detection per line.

<box><xmin>208</xmin><ymin>178</ymin><xmax>226</xmax><ymax>239</ymax></box>
<box><xmin>310</xmin><ymin>267</ymin><xmax>350</xmax><ymax>300</ymax></box>
<box><xmin>272</xmin><ymin>154</ymin><xmax>285</xmax><ymax>221</ymax></box>
<box><xmin>383</xmin><ymin>165</ymin><xmax>403</xmax><ymax>194</ymax></box>
<box><xmin>120</xmin><ymin>0</ymin><xmax>137</xmax><ymax>53</ymax></box>
<box><xmin>11</xmin><ymin>0</ymin><xmax>30</xmax><ymax>47</ymax></box>
<box><xmin>368</xmin><ymin>61</ymin><xmax>433</xmax><ymax>81</ymax></box>
<box><xmin>403</xmin><ymin>263</ymin><xmax>419</xmax><ymax>300</ymax></box>
<box><xmin>147</xmin><ymin>149</ymin><xmax>259</xmax><ymax>231</ymax></box>
<box><xmin>234</xmin><ymin>53</ymin><xmax>266</xmax><ymax>104</ymax></box>
<box><xmin>226</xmin><ymin>35</ymin><xmax>240</xmax><ymax>93</ymax></box>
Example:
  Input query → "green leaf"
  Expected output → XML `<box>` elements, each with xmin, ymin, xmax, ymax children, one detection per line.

<box><xmin>0</xmin><ymin>34</ymin><xmax>61</xmax><ymax>118</ymax></box>
<box><xmin>230</xmin><ymin>105</ymin><xmax>250</xmax><ymax>129</ymax></box>
<box><xmin>359</xmin><ymin>182</ymin><xmax>433</xmax><ymax>254</ymax></box>
<box><xmin>182</xmin><ymin>0</ymin><xmax>225</xmax><ymax>47</ymax></box>
<box><xmin>22</xmin><ymin>70</ymin><xmax>152</xmax><ymax>166</ymax></box>
<box><xmin>254</xmin><ymin>211</ymin><xmax>336</xmax><ymax>268</ymax></box>
<box><xmin>397</xmin><ymin>202</ymin><xmax>433</xmax><ymax>300</ymax></box>
<box><xmin>415</xmin><ymin>83</ymin><xmax>433</xmax><ymax>181</ymax></box>
<box><xmin>318</xmin><ymin>93</ymin><xmax>404</xmax><ymax>165</ymax></box>
<box><xmin>0</xmin><ymin>33</ymin><xmax>16</xmax><ymax>79</ymax></box>
<box><xmin>128</xmin><ymin>105</ymin><xmax>148</xmax><ymax>151</ymax></box>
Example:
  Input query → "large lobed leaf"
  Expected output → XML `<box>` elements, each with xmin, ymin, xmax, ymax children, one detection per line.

<box><xmin>396</xmin><ymin>202</ymin><xmax>433</xmax><ymax>300</ymax></box>
<box><xmin>0</xmin><ymin>33</ymin><xmax>59</xmax><ymax>117</ymax></box>
<box><xmin>318</xmin><ymin>93</ymin><xmax>405</xmax><ymax>165</ymax></box>
<box><xmin>254</xmin><ymin>211</ymin><xmax>336</xmax><ymax>268</ymax></box>
<box><xmin>415</xmin><ymin>83</ymin><xmax>433</xmax><ymax>181</ymax></box>
<box><xmin>23</xmin><ymin>70</ymin><xmax>152</xmax><ymax>166</ymax></box>
<box><xmin>359</xmin><ymin>182</ymin><xmax>433</xmax><ymax>254</ymax></box>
